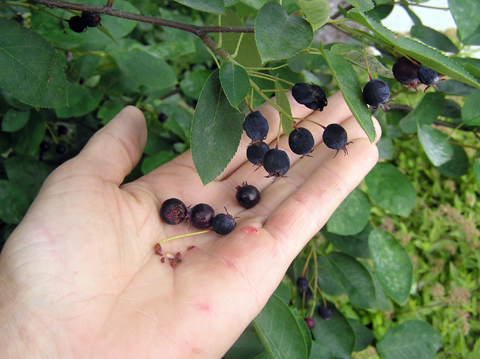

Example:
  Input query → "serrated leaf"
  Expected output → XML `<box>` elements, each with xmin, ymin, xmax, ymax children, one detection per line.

<box><xmin>253</xmin><ymin>294</ymin><xmax>309</xmax><ymax>359</ymax></box>
<box><xmin>418</xmin><ymin>124</ymin><xmax>454</xmax><ymax>167</ymax></box>
<box><xmin>327</xmin><ymin>188</ymin><xmax>371</xmax><ymax>236</ymax></box>
<box><xmin>219</xmin><ymin>62</ymin><xmax>250</xmax><ymax>110</ymax></box>
<box><xmin>191</xmin><ymin>70</ymin><xmax>244</xmax><ymax>185</ymax></box>
<box><xmin>2</xmin><ymin>108</ymin><xmax>30</xmax><ymax>132</ymax></box>
<box><xmin>0</xmin><ymin>18</ymin><xmax>67</xmax><ymax>108</ymax></box>
<box><xmin>331</xmin><ymin>44</ymin><xmax>393</xmax><ymax>78</ymax></box>
<box><xmin>292</xmin><ymin>308</ymin><xmax>312</xmax><ymax>358</ymax></box>
<box><xmin>448</xmin><ymin>0</ymin><xmax>480</xmax><ymax>41</ymax></box>
<box><xmin>180</xmin><ymin>70</ymin><xmax>212</xmax><ymax>100</ymax></box>
<box><xmin>320</xmin><ymin>44</ymin><xmax>376</xmax><ymax>142</ymax></box>
<box><xmin>255</xmin><ymin>2</ymin><xmax>313</xmax><ymax>63</ymax></box>
<box><xmin>347</xmin><ymin>9</ymin><xmax>480</xmax><ymax>89</ymax></box>
<box><xmin>461</xmin><ymin>89</ymin><xmax>480</xmax><ymax>126</ymax></box>
<box><xmin>410</xmin><ymin>24</ymin><xmax>459</xmax><ymax>54</ymax></box>
<box><xmin>344</xmin><ymin>0</ymin><xmax>374</xmax><ymax>11</ymax></box>
<box><xmin>311</xmin><ymin>302</ymin><xmax>355</xmax><ymax>359</ymax></box>
<box><xmin>368</xmin><ymin>229</ymin><xmax>412</xmax><ymax>305</ymax></box>
<box><xmin>298</xmin><ymin>0</ymin><xmax>330</xmax><ymax>32</ymax></box>
<box><xmin>55</xmin><ymin>84</ymin><xmax>103</xmax><ymax>119</ymax></box>
<box><xmin>328</xmin><ymin>252</ymin><xmax>375</xmax><ymax>309</ymax></box>
<box><xmin>173</xmin><ymin>0</ymin><xmax>225</xmax><ymax>14</ymax></box>
<box><xmin>399</xmin><ymin>92</ymin><xmax>445</xmax><ymax>134</ymax></box>
<box><xmin>377</xmin><ymin>320</ymin><xmax>442</xmax><ymax>359</ymax></box>
<box><xmin>365</xmin><ymin>162</ymin><xmax>415</xmax><ymax>217</ymax></box>
<box><xmin>274</xmin><ymin>80</ymin><xmax>293</xmax><ymax>137</ymax></box>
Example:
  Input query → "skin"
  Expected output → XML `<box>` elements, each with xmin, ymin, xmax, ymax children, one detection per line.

<box><xmin>0</xmin><ymin>91</ymin><xmax>380</xmax><ymax>358</ymax></box>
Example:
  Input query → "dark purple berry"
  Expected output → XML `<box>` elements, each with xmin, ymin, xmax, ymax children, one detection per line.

<box><xmin>318</xmin><ymin>305</ymin><xmax>334</xmax><ymax>321</ymax></box>
<box><xmin>243</xmin><ymin>111</ymin><xmax>269</xmax><ymax>143</ymax></box>
<box><xmin>160</xmin><ymin>198</ymin><xmax>188</xmax><ymax>225</ymax></box>
<box><xmin>296</xmin><ymin>276</ymin><xmax>309</xmax><ymax>292</ymax></box>
<box><xmin>212</xmin><ymin>209</ymin><xmax>236</xmax><ymax>235</ymax></box>
<box><xmin>246</xmin><ymin>142</ymin><xmax>269</xmax><ymax>167</ymax></box>
<box><xmin>292</xmin><ymin>83</ymin><xmax>328</xmax><ymax>111</ymax></box>
<box><xmin>57</xmin><ymin>125</ymin><xmax>68</xmax><ymax>136</ymax></box>
<box><xmin>81</xmin><ymin>11</ymin><xmax>101</xmax><ymax>27</ymax></box>
<box><xmin>304</xmin><ymin>317</ymin><xmax>315</xmax><ymax>330</ymax></box>
<box><xmin>322</xmin><ymin>124</ymin><xmax>351</xmax><ymax>157</ymax></box>
<box><xmin>303</xmin><ymin>287</ymin><xmax>313</xmax><ymax>301</ymax></box>
<box><xmin>263</xmin><ymin>148</ymin><xmax>290</xmax><ymax>180</ymax></box>
<box><xmin>56</xmin><ymin>144</ymin><xmax>67</xmax><ymax>154</ymax></box>
<box><xmin>39</xmin><ymin>141</ymin><xmax>50</xmax><ymax>152</ymax></box>
<box><xmin>158</xmin><ymin>113</ymin><xmax>168</xmax><ymax>123</ymax></box>
<box><xmin>188</xmin><ymin>203</ymin><xmax>215</xmax><ymax>229</ymax></box>
<box><xmin>392</xmin><ymin>57</ymin><xmax>420</xmax><ymax>92</ymax></box>
<box><xmin>68</xmin><ymin>16</ymin><xmax>87</xmax><ymax>33</ymax></box>
<box><xmin>418</xmin><ymin>66</ymin><xmax>443</xmax><ymax>92</ymax></box>
<box><xmin>288</xmin><ymin>127</ymin><xmax>314</xmax><ymax>157</ymax></box>
<box><xmin>236</xmin><ymin>183</ymin><xmax>261</xmax><ymax>209</ymax></box>
<box><xmin>362</xmin><ymin>79</ymin><xmax>391</xmax><ymax>112</ymax></box>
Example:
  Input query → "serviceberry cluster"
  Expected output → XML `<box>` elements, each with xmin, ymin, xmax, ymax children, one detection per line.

<box><xmin>68</xmin><ymin>11</ymin><xmax>102</xmax><ymax>33</ymax></box>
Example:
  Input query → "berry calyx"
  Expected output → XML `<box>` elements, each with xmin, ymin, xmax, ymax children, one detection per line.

<box><xmin>243</xmin><ymin>111</ymin><xmax>269</xmax><ymax>143</ymax></box>
<box><xmin>392</xmin><ymin>57</ymin><xmax>420</xmax><ymax>92</ymax></box>
<box><xmin>263</xmin><ymin>148</ymin><xmax>290</xmax><ymax>180</ymax></box>
<box><xmin>318</xmin><ymin>305</ymin><xmax>334</xmax><ymax>321</ymax></box>
<box><xmin>291</xmin><ymin>83</ymin><xmax>328</xmax><ymax>111</ymax></box>
<box><xmin>68</xmin><ymin>16</ymin><xmax>87</xmax><ymax>33</ymax></box>
<box><xmin>236</xmin><ymin>182</ymin><xmax>261</xmax><ymax>209</ymax></box>
<box><xmin>39</xmin><ymin>141</ymin><xmax>50</xmax><ymax>152</ymax></box>
<box><xmin>322</xmin><ymin>124</ymin><xmax>351</xmax><ymax>157</ymax></box>
<box><xmin>288</xmin><ymin>127</ymin><xmax>314</xmax><ymax>157</ymax></box>
<box><xmin>418</xmin><ymin>66</ymin><xmax>443</xmax><ymax>92</ymax></box>
<box><xmin>56</xmin><ymin>144</ymin><xmax>67</xmax><ymax>154</ymax></box>
<box><xmin>212</xmin><ymin>209</ymin><xmax>237</xmax><ymax>235</ymax></box>
<box><xmin>304</xmin><ymin>317</ymin><xmax>315</xmax><ymax>330</ymax></box>
<box><xmin>246</xmin><ymin>142</ymin><xmax>269</xmax><ymax>168</ymax></box>
<box><xmin>160</xmin><ymin>198</ymin><xmax>188</xmax><ymax>225</ymax></box>
<box><xmin>188</xmin><ymin>203</ymin><xmax>215</xmax><ymax>229</ymax></box>
<box><xmin>81</xmin><ymin>11</ymin><xmax>101</xmax><ymax>27</ymax></box>
<box><xmin>362</xmin><ymin>79</ymin><xmax>391</xmax><ymax>112</ymax></box>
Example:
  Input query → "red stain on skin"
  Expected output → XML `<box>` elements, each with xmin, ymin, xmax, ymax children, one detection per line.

<box><xmin>195</xmin><ymin>303</ymin><xmax>211</xmax><ymax>313</ymax></box>
<box><xmin>242</xmin><ymin>225</ymin><xmax>259</xmax><ymax>235</ymax></box>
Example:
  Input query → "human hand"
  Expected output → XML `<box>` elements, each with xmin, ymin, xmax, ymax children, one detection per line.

<box><xmin>0</xmin><ymin>91</ymin><xmax>380</xmax><ymax>358</ymax></box>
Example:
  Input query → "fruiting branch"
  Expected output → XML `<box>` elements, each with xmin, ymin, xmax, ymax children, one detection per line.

<box><xmin>29</xmin><ymin>0</ymin><xmax>254</xmax><ymax>36</ymax></box>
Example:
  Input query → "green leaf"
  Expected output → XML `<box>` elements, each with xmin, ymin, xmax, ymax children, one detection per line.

<box><xmin>112</xmin><ymin>50</ymin><xmax>177</xmax><ymax>90</ymax></box>
<box><xmin>359</xmin><ymin>260</ymin><xmax>392</xmax><ymax>311</ymax></box>
<box><xmin>377</xmin><ymin>320</ymin><xmax>442</xmax><ymax>359</ymax></box>
<box><xmin>0</xmin><ymin>180</ymin><xmax>30</xmax><ymax>224</ymax></box>
<box><xmin>217</xmin><ymin>11</ymin><xmax>262</xmax><ymax>68</ymax></box>
<box><xmin>0</xmin><ymin>132</ymin><xmax>12</xmax><ymax>154</ymax></box>
<box><xmin>347</xmin><ymin>9</ymin><xmax>480</xmax><ymax>89</ymax></box>
<box><xmin>141</xmin><ymin>151</ymin><xmax>177</xmax><ymax>175</ymax></box>
<box><xmin>328</xmin><ymin>252</ymin><xmax>376</xmax><ymax>309</ymax></box>
<box><xmin>436</xmin><ymin>145</ymin><xmax>469</xmax><ymax>178</ymax></box>
<box><xmin>311</xmin><ymin>302</ymin><xmax>355</xmax><ymax>359</ymax></box>
<box><xmin>327</xmin><ymin>188</ymin><xmax>371</xmax><ymax>236</ymax></box>
<box><xmin>365</xmin><ymin>162</ymin><xmax>416</xmax><ymax>217</ymax></box>
<box><xmin>320</xmin><ymin>45</ymin><xmax>376</xmax><ymax>142</ymax></box>
<box><xmin>461</xmin><ymin>89</ymin><xmax>480</xmax><ymax>126</ymax></box>
<box><xmin>368</xmin><ymin>229</ymin><xmax>412</xmax><ymax>305</ymax></box>
<box><xmin>0</xmin><ymin>18</ymin><xmax>67</xmax><ymax>108</ymax></box>
<box><xmin>173</xmin><ymin>0</ymin><xmax>225</xmax><ymax>14</ymax></box>
<box><xmin>55</xmin><ymin>84</ymin><xmax>103</xmax><ymax>119</ymax></box>
<box><xmin>448</xmin><ymin>0</ymin><xmax>480</xmax><ymax>41</ymax></box>
<box><xmin>255</xmin><ymin>2</ymin><xmax>313</xmax><ymax>63</ymax></box>
<box><xmin>191</xmin><ymin>70</ymin><xmax>244</xmax><ymax>185</ymax></box>
<box><xmin>297</xmin><ymin>0</ymin><xmax>330</xmax><ymax>32</ymax></box>
<box><xmin>331</xmin><ymin>44</ymin><xmax>393</xmax><ymax>78</ymax></box>
<box><xmin>180</xmin><ymin>70</ymin><xmax>212</xmax><ymax>101</ymax></box>
<box><xmin>324</xmin><ymin>223</ymin><xmax>373</xmax><ymax>259</ymax></box>
<box><xmin>399</xmin><ymin>92</ymin><xmax>445</xmax><ymax>134</ymax></box>
<box><xmin>11</xmin><ymin>116</ymin><xmax>45</xmax><ymax>155</ymax></box>
<box><xmin>410</xmin><ymin>25</ymin><xmax>459</xmax><ymax>54</ymax></box>
<box><xmin>348</xmin><ymin>318</ymin><xmax>374</xmax><ymax>352</ymax></box>
<box><xmin>5</xmin><ymin>156</ymin><xmax>54</xmax><ymax>201</ymax></box>
<box><xmin>287</xmin><ymin>53</ymin><xmax>307</xmax><ymax>73</ymax></box>
<box><xmin>2</xmin><ymin>108</ymin><xmax>30</xmax><ymax>132</ymax></box>
<box><xmin>292</xmin><ymin>308</ymin><xmax>313</xmax><ymax>358</ymax></box>
<box><xmin>474</xmin><ymin>155</ymin><xmax>480</xmax><ymax>187</ymax></box>
<box><xmin>275</xmin><ymin>80</ymin><xmax>293</xmax><ymax>137</ymax></box>
<box><xmin>310</xmin><ymin>341</ymin><xmax>333</xmax><ymax>359</ymax></box>
<box><xmin>417</xmin><ymin>124</ymin><xmax>454</xmax><ymax>167</ymax></box>
<box><xmin>316</xmin><ymin>256</ymin><xmax>346</xmax><ymax>296</ymax></box>
<box><xmin>253</xmin><ymin>294</ymin><xmax>308</xmax><ymax>359</ymax></box>
<box><xmin>344</xmin><ymin>0</ymin><xmax>374</xmax><ymax>11</ymax></box>
<box><xmin>219</xmin><ymin>63</ymin><xmax>250</xmax><ymax>110</ymax></box>
<box><xmin>225</xmin><ymin>323</ymin><xmax>264</xmax><ymax>359</ymax></box>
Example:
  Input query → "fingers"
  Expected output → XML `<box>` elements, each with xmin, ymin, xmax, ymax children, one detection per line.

<box><xmin>63</xmin><ymin>106</ymin><xmax>147</xmax><ymax>185</ymax></box>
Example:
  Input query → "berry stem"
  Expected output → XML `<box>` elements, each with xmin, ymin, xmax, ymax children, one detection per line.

<box><xmin>159</xmin><ymin>229</ymin><xmax>212</xmax><ymax>244</ymax></box>
<box><xmin>362</xmin><ymin>37</ymin><xmax>373</xmax><ymax>81</ymax></box>
<box><xmin>245</xmin><ymin>97</ymin><xmax>253</xmax><ymax>112</ymax></box>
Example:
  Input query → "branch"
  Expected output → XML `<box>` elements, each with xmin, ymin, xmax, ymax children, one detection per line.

<box><xmin>29</xmin><ymin>0</ymin><xmax>254</xmax><ymax>37</ymax></box>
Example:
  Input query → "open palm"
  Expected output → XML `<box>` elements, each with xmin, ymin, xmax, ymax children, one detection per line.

<box><xmin>0</xmin><ymin>91</ymin><xmax>380</xmax><ymax>358</ymax></box>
